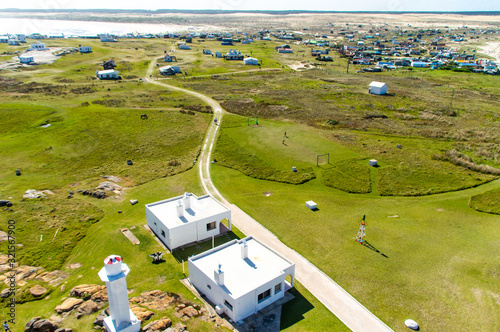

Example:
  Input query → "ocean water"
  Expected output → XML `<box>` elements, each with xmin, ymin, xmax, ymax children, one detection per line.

<box><xmin>0</xmin><ymin>17</ymin><xmax>213</xmax><ymax>36</ymax></box>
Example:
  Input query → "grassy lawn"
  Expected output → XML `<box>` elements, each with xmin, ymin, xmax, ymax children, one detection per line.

<box><xmin>469</xmin><ymin>188</ymin><xmax>500</xmax><ymax>214</ymax></box>
<box><xmin>209</xmin><ymin>111</ymin><xmax>500</xmax><ymax>331</ymax></box>
<box><xmin>0</xmin><ymin>39</ymin><xmax>351</xmax><ymax>331</ymax></box>
<box><xmin>1</xmin><ymin>35</ymin><xmax>499</xmax><ymax>332</ymax></box>
<box><xmin>212</xmin><ymin>165</ymin><xmax>500</xmax><ymax>331</ymax></box>
<box><xmin>0</xmin><ymin>102</ymin><xmax>210</xmax><ymax>196</ymax></box>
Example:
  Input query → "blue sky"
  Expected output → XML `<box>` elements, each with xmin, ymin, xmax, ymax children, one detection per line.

<box><xmin>5</xmin><ymin>0</ymin><xmax>500</xmax><ymax>12</ymax></box>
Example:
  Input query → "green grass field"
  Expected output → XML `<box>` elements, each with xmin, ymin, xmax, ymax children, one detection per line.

<box><xmin>1</xmin><ymin>35</ymin><xmax>499</xmax><ymax>332</ymax></box>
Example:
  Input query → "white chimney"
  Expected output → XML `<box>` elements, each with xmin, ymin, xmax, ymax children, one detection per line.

<box><xmin>241</xmin><ymin>240</ymin><xmax>248</xmax><ymax>260</ymax></box>
<box><xmin>176</xmin><ymin>200</ymin><xmax>184</xmax><ymax>217</ymax></box>
<box><xmin>214</xmin><ymin>264</ymin><xmax>224</xmax><ymax>286</ymax></box>
<box><xmin>183</xmin><ymin>192</ymin><xmax>191</xmax><ymax>210</ymax></box>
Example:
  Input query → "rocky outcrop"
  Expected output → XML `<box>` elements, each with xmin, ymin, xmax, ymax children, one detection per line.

<box><xmin>34</xmin><ymin>270</ymin><xmax>67</xmax><ymax>286</ymax></box>
<box><xmin>24</xmin><ymin>317</ymin><xmax>59</xmax><ymax>332</ymax></box>
<box><xmin>54</xmin><ymin>298</ymin><xmax>83</xmax><ymax>314</ymax></box>
<box><xmin>129</xmin><ymin>290</ymin><xmax>179</xmax><ymax>311</ymax></box>
<box><xmin>90</xmin><ymin>288</ymin><xmax>108</xmax><ymax>302</ymax></box>
<box><xmin>93</xmin><ymin>307</ymin><xmax>110</xmax><ymax>327</ymax></box>
<box><xmin>69</xmin><ymin>284</ymin><xmax>104</xmax><ymax>298</ymax></box>
<box><xmin>130</xmin><ymin>305</ymin><xmax>154</xmax><ymax>322</ymax></box>
<box><xmin>14</xmin><ymin>265</ymin><xmax>42</xmax><ymax>282</ymax></box>
<box><xmin>179</xmin><ymin>306</ymin><xmax>200</xmax><ymax>318</ymax></box>
<box><xmin>30</xmin><ymin>285</ymin><xmax>48</xmax><ymax>297</ymax></box>
<box><xmin>75</xmin><ymin>300</ymin><xmax>101</xmax><ymax>319</ymax></box>
<box><xmin>96</xmin><ymin>181</ymin><xmax>122</xmax><ymax>192</ymax></box>
<box><xmin>143</xmin><ymin>317</ymin><xmax>172</xmax><ymax>332</ymax></box>
<box><xmin>0</xmin><ymin>288</ymin><xmax>12</xmax><ymax>298</ymax></box>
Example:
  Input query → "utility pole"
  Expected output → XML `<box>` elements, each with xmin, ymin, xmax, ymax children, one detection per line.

<box><xmin>450</xmin><ymin>88</ymin><xmax>455</xmax><ymax>108</ymax></box>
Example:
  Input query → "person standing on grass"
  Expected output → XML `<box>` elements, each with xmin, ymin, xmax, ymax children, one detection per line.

<box><xmin>282</xmin><ymin>137</ymin><xmax>285</xmax><ymax>144</ymax></box>
<box><xmin>3</xmin><ymin>321</ymin><xmax>11</xmax><ymax>332</ymax></box>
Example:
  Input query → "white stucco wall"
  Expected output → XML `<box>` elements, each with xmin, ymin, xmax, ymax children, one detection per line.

<box><xmin>145</xmin><ymin>194</ymin><xmax>231</xmax><ymax>250</ymax></box>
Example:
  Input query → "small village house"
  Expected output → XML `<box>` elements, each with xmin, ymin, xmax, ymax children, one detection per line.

<box><xmin>100</xmin><ymin>34</ymin><xmax>117</xmax><ymax>42</ymax></box>
<box><xmin>164</xmin><ymin>53</ymin><xmax>176</xmax><ymax>62</ymax></box>
<box><xmin>102</xmin><ymin>59</ymin><xmax>116</xmax><ymax>69</ymax></box>
<box><xmin>369</xmin><ymin>81</ymin><xmax>388</xmax><ymax>95</ymax></box>
<box><xmin>19</xmin><ymin>55</ymin><xmax>34</xmax><ymax>64</ymax></box>
<box><xmin>159</xmin><ymin>65</ymin><xmax>181</xmax><ymax>75</ymax></box>
<box><xmin>243</xmin><ymin>57</ymin><xmax>259</xmax><ymax>65</ymax></box>
<box><xmin>145</xmin><ymin>193</ymin><xmax>231</xmax><ymax>250</ymax></box>
<box><xmin>411</xmin><ymin>60</ymin><xmax>428</xmax><ymax>68</ymax></box>
<box><xmin>79</xmin><ymin>45</ymin><xmax>92</xmax><ymax>53</ymax></box>
<box><xmin>7</xmin><ymin>38</ymin><xmax>21</xmax><ymax>46</ymax></box>
<box><xmin>29</xmin><ymin>41</ymin><xmax>46</xmax><ymax>51</ymax></box>
<box><xmin>224</xmin><ymin>49</ymin><xmax>243</xmax><ymax>60</ymax></box>
<box><xmin>16</xmin><ymin>34</ymin><xmax>26</xmax><ymax>43</ymax></box>
<box><xmin>188</xmin><ymin>236</ymin><xmax>295</xmax><ymax>322</ymax></box>
<box><xmin>178</xmin><ymin>43</ymin><xmax>191</xmax><ymax>50</ymax></box>
<box><xmin>96</xmin><ymin>69</ymin><xmax>120</xmax><ymax>79</ymax></box>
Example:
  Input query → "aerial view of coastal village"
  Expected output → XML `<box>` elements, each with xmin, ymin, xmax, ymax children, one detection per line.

<box><xmin>0</xmin><ymin>0</ymin><xmax>499</xmax><ymax>331</ymax></box>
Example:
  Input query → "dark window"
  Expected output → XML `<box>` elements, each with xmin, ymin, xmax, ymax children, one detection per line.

<box><xmin>275</xmin><ymin>283</ymin><xmax>282</xmax><ymax>293</ymax></box>
<box><xmin>207</xmin><ymin>221</ymin><xmax>216</xmax><ymax>231</ymax></box>
<box><xmin>258</xmin><ymin>289</ymin><xmax>271</xmax><ymax>303</ymax></box>
<box><xmin>161</xmin><ymin>230</ymin><xmax>166</xmax><ymax>237</ymax></box>
<box><xmin>224</xmin><ymin>300</ymin><xmax>233</xmax><ymax>311</ymax></box>
<box><xmin>207</xmin><ymin>284</ymin><xmax>211</xmax><ymax>290</ymax></box>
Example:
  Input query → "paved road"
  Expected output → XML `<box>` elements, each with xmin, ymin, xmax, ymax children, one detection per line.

<box><xmin>144</xmin><ymin>68</ymin><xmax>393</xmax><ymax>332</ymax></box>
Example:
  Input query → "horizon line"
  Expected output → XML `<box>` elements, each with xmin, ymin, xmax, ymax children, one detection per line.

<box><xmin>1</xmin><ymin>8</ymin><xmax>500</xmax><ymax>15</ymax></box>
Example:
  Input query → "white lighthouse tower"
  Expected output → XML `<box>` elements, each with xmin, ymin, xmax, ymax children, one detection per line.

<box><xmin>98</xmin><ymin>255</ymin><xmax>141</xmax><ymax>332</ymax></box>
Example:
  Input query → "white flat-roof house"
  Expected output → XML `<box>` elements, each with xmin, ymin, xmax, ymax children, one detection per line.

<box><xmin>188</xmin><ymin>236</ymin><xmax>295</xmax><ymax>322</ymax></box>
<box><xmin>369</xmin><ymin>81</ymin><xmax>388</xmax><ymax>95</ymax></box>
<box><xmin>79</xmin><ymin>45</ymin><xmax>92</xmax><ymax>53</ymax></box>
<box><xmin>100</xmin><ymin>34</ymin><xmax>117</xmax><ymax>42</ymax></box>
<box><xmin>29</xmin><ymin>41</ymin><xmax>46</xmax><ymax>50</ymax></box>
<box><xmin>8</xmin><ymin>38</ymin><xmax>20</xmax><ymax>46</ymax></box>
<box><xmin>16</xmin><ymin>34</ymin><xmax>26</xmax><ymax>43</ymax></box>
<box><xmin>244</xmin><ymin>57</ymin><xmax>259</xmax><ymax>65</ymax></box>
<box><xmin>19</xmin><ymin>55</ymin><xmax>34</xmax><ymax>64</ymax></box>
<box><xmin>96</xmin><ymin>69</ymin><xmax>120</xmax><ymax>79</ymax></box>
<box><xmin>145</xmin><ymin>193</ymin><xmax>231</xmax><ymax>250</ymax></box>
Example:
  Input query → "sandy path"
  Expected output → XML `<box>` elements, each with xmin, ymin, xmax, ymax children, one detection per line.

<box><xmin>478</xmin><ymin>42</ymin><xmax>500</xmax><ymax>63</ymax></box>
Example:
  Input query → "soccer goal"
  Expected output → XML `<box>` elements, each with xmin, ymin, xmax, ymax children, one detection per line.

<box><xmin>317</xmin><ymin>153</ymin><xmax>330</xmax><ymax>166</ymax></box>
<box><xmin>248</xmin><ymin>117</ymin><xmax>259</xmax><ymax>126</ymax></box>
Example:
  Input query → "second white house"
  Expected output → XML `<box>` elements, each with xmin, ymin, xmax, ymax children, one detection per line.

<box><xmin>188</xmin><ymin>236</ymin><xmax>295</xmax><ymax>322</ymax></box>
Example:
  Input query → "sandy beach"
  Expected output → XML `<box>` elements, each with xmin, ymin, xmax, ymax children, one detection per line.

<box><xmin>478</xmin><ymin>42</ymin><xmax>500</xmax><ymax>63</ymax></box>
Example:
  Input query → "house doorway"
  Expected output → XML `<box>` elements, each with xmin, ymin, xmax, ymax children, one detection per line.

<box><xmin>219</xmin><ymin>218</ymin><xmax>231</xmax><ymax>234</ymax></box>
